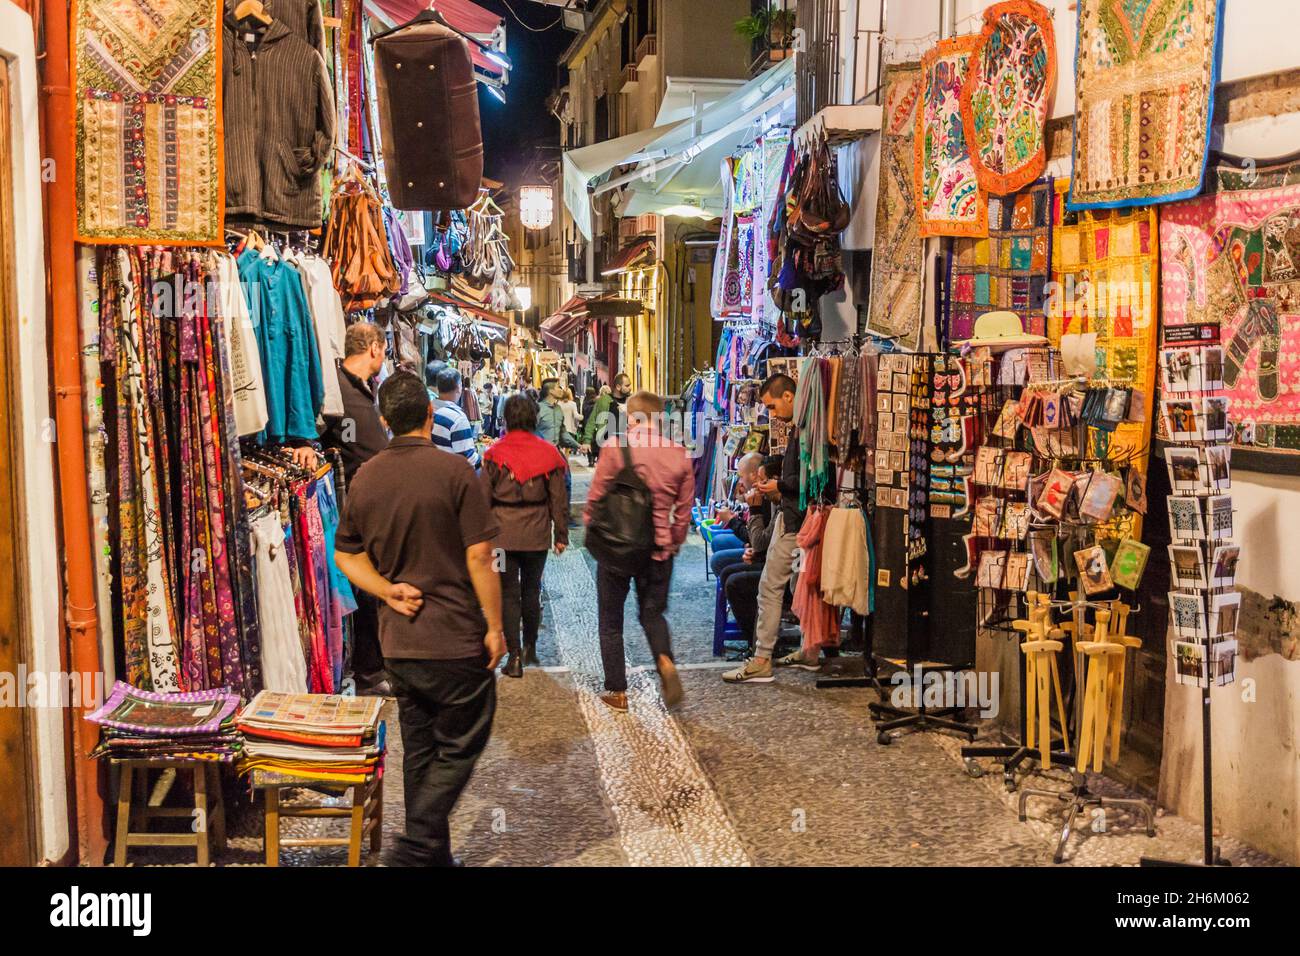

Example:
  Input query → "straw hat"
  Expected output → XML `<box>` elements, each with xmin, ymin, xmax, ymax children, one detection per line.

<box><xmin>954</xmin><ymin>310</ymin><xmax>1047</xmax><ymax>351</ymax></box>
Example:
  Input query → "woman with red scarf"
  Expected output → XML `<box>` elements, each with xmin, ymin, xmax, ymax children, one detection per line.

<box><xmin>480</xmin><ymin>394</ymin><xmax>570</xmax><ymax>677</ymax></box>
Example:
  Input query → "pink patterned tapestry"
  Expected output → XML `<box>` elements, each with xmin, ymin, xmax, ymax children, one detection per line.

<box><xmin>1160</xmin><ymin>157</ymin><xmax>1300</xmax><ymax>453</ymax></box>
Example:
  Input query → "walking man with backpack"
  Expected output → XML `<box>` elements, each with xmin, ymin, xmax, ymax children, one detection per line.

<box><xmin>584</xmin><ymin>390</ymin><xmax>694</xmax><ymax>712</ymax></box>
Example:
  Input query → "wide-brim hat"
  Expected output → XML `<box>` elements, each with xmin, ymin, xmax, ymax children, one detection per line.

<box><xmin>954</xmin><ymin>310</ymin><xmax>1048</xmax><ymax>351</ymax></box>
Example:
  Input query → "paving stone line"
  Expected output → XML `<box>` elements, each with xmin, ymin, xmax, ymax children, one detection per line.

<box><xmin>543</xmin><ymin>547</ymin><xmax>752</xmax><ymax>867</ymax></box>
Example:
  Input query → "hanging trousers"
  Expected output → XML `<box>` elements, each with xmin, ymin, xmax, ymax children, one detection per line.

<box><xmin>501</xmin><ymin>550</ymin><xmax>548</xmax><ymax>654</ymax></box>
<box><xmin>754</xmin><ymin>513</ymin><xmax>800</xmax><ymax>659</ymax></box>
<box><xmin>384</xmin><ymin>657</ymin><xmax>496</xmax><ymax>866</ymax></box>
<box><xmin>596</xmin><ymin>558</ymin><xmax>674</xmax><ymax>693</ymax></box>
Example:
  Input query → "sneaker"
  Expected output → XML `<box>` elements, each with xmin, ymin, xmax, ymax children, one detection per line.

<box><xmin>775</xmin><ymin>650</ymin><xmax>821</xmax><ymax>671</ymax></box>
<box><xmin>722</xmin><ymin>657</ymin><xmax>774</xmax><ymax>683</ymax></box>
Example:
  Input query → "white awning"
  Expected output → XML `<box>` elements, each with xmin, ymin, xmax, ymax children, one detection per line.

<box><xmin>563</xmin><ymin>59</ymin><xmax>795</xmax><ymax>239</ymax></box>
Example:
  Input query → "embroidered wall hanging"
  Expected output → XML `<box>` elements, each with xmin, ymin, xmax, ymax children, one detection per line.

<box><xmin>945</xmin><ymin>178</ymin><xmax>1052</xmax><ymax>343</ymax></box>
<box><xmin>915</xmin><ymin>34</ymin><xmax>988</xmax><ymax>238</ymax></box>
<box><xmin>959</xmin><ymin>0</ymin><xmax>1055</xmax><ymax>196</ymax></box>
<box><xmin>72</xmin><ymin>0</ymin><xmax>225</xmax><ymax>244</ymax></box>
<box><xmin>1068</xmin><ymin>0</ymin><xmax>1224</xmax><ymax>210</ymax></box>
<box><xmin>1160</xmin><ymin>156</ymin><xmax>1300</xmax><ymax>454</ymax></box>
<box><xmin>1049</xmin><ymin>178</ymin><xmax>1159</xmax><ymax>463</ymax></box>
<box><xmin>868</xmin><ymin>62</ymin><xmax>925</xmax><ymax>350</ymax></box>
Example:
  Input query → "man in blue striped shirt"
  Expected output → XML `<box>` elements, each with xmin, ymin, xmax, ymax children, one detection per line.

<box><xmin>430</xmin><ymin>367</ymin><xmax>481</xmax><ymax>469</ymax></box>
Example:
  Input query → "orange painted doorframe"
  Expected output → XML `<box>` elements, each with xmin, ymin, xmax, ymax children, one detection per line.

<box><xmin>35</xmin><ymin>0</ymin><xmax>109</xmax><ymax>865</ymax></box>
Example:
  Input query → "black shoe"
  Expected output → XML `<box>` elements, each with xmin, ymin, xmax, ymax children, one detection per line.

<box><xmin>524</xmin><ymin>644</ymin><xmax>540</xmax><ymax>666</ymax></box>
<box><xmin>503</xmin><ymin>654</ymin><xmax>523</xmax><ymax>678</ymax></box>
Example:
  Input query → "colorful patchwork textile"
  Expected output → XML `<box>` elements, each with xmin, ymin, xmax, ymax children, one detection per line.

<box><xmin>867</xmin><ymin>62</ymin><xmax>925</xmax><ymax>350</ymax></box>
<box><xmin>1160</xmin><ymin>157</ymin><xmax>1300</xmax><ymax>453</ymax></box>
<box><xmin>73</xmin><ymin>0</ymin><xmax>224</xmax><ymax>244</ymax></box>
<box><xmin>915</xmin><ymin>34</ymin><xmax>988</xmax><ymax>238</ymax></box>
<box><xmin>960</xmin><ymin>0</ymin><xmax>1055</xmax><ymax>196</ymax></box>
<box><xmin>945</xmin><ymin>178</ymin><xmax>1052</xmax><ymax>344</ymax></box>
<box><xmin>1069</xmin><ymin>0</ymin><xmax>1224</xmax><ymax>209</ymax></box>
<box><xmin>1050</xmin><ymin>178</ymin><xmax>1159</xmax><ymax>462</ymax></box>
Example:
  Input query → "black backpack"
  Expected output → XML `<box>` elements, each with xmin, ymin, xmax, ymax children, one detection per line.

<box><xmin>585</xmin><ymin>444</ymin><xmax>656</xmax><ymax>572</ymax></box>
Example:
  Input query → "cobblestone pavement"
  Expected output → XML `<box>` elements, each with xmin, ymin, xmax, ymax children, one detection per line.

<box><xmin>126</xmin><ymin>462</ymin><xmax>1282</xmax><ymax>867</ymax></box>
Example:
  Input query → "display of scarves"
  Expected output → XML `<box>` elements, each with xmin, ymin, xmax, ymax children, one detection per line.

<box><xmin>794</xmin><ymin>355</ymin><xmax>830</xmax><ymax>509</ymax></box>
<box><xmin>792</xmin><ymin>506</ymin><xmax>841</xmax><ymax>655</ymax></box>
<box><xmin>100</xmin><ymin>249</ymin><xmax>181</xmax><ymax>691</ymax></box>
<box><xmin>98</xmin><ymin>247</ymin><xmax>261</xmax><ymax>694</ymax></box>
<box><xmin>712</xmin><ymin>156</ymin><xmax>749</xmax><ymax>317</ymax></box>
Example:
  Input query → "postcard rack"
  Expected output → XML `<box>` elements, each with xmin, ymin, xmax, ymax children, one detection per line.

<box><xmin>1142</xmin><ymin>340</ymin><xmax>1237</xmax><ymax>868</ymax></box>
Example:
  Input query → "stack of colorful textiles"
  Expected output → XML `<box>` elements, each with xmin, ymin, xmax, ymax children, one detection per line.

<box><xmin>85</xmin><ymin>682</ymin><xmax>242</xmax><ymax>762</ymax></box>
<box><xmin>236</xmin><ymin>691</ymin><xmax>384</xmax><ymax>785</ymax></box>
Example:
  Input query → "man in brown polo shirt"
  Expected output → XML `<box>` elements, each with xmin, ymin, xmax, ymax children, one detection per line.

<box><xmin>334</xmin><ymin>370</ymin><xmax>505</xmax><ymax>867</ymax></box>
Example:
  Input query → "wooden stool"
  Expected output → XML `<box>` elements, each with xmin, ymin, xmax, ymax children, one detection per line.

<box><xmin>112</xmin><ymin>758</ymin><xmax>227</xmax><ymax>866</ymax></box>
<box><xmin>259</xmin><ymin>775</ymin><xmax>383</xmax><ymax>867</ymax></box>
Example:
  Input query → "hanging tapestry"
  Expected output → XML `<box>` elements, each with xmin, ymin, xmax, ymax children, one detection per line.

<box><xmin>1049</xmin><ymin>178</ymin><xmax>1159</xmax><ymax>462</ymax></box>
<box><xmin>1068</xmin><ymin>0</ymin><xmax>1224</xmax><ymax>209</ymax></box>
<box><xmin>72</xmin><ymin>0</ymin><xmax>224</xmax><ymax>244</ymax></box>
<box><xmin>1160</xmin><ymin>156</ymin><xmax>1300</xmax><ymax>454</ymax></box>
<box><xmin>868</xmin><ymin>62</ymin><xmax>925</xmax><ymax>350</ymax></box>
<box><xmin>945</xmin><ymin>178</ymin><xmax>1052</xmax><ymax>343</ymax></box>
<box><xmin>960</xmin><ymin>0</ymin><xmax>1055</xmax><ymax>196</ymax></box>
<box><xmin>915</xmin><ymin>34</ymin><xmax>987</xmax><ymax>238</ymax></box>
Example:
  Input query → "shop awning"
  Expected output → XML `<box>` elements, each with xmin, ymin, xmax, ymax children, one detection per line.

<box><xmin>600</xmin><ymin>239</ymin><xmax>655</xmax><ymax>276</ymax></box>
<box><xmin>539</xmin><ymin>292</ymin><xmax>644</xmax><ymax>351</ymax></box>
<box><xmin>562</xmin><ymin>58</ymin><xmax>794</xmax><ymax>239</ymax></box>
<box><xmin>364</xmin><ymin>0</ymin><xmax>508</xmax><ymax>77</ymax></box>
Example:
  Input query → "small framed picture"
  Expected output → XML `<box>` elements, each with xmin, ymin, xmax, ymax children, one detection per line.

<box><xmin>1168</xmin><ymin>591</ymin><xmax>1208</xmax><ymax>641</ymax></box>
<box><xmin>1209</xmin><ymin>591</ymin><xmax>1241</xmax><ymax>641</ymax></box>
<box><xmin>875</xmin><ymin>466</ymin><xmax>894</xmax><ymax>487</ymax></box>
<box><xmin>878</xmin><ymin>394</ymin><xmax>892</xmax><ymax>412</ymax></box>
<box><xmin>878</xmin><ymin>412</ymin><xmax>894</xmax><ymax>433</ymax></box>
<box><xmin>1167</xmin><ymin>497</ymin><xmax>1205</xmax><ymax>540</ymax></box>
<box><xmin>1203</xmin><ymin>396</ymin><xmax>1232</xmax><ymax>441</ymax></box>
<box><xmin>891</xmin><ymin>488</ymin><xmax>907</xmax><ymax>509</ymax></box>
<box><xmin>893</xmin><ymin>372</ymin><xmax>911</xmax><ymax>394</ymax></box>
<box><xmin>1210</xmin><ymin>545</ymin><xmax>1240</xmax><ymax>588</ymax></box>
<box><xmin>1209</xmin><ymin>640</ymin><xmax>1237</xmax><ymax>686</ymax></box>
<box><xmin>893</xmin><ymin>393</ymin><xmax>910</xmax><ymax>415</ymax></box>
<box><xmin>1202</xmin><ymin>346</ymin><xmax>1225</xmax><ymax>391</ymax></box>
<box><xmin>1168</xmin><ymin>544</ymin><xmax>1208</xmax><ymax>590</ymax></box>
<box><xmin>877</xmin><ymin>486</ymin><xmax>892</xmax><ymax>508</ymax></box>
<box><xmin>1162</xmin><ymin>399</ymin><xmax>1202</xmax><ymax>441</ymax></box>
<box><xmin>1204</xmin><ymin>444</ymin><xmax>1231</xmax><ymax>490</ymax></box>
<box><xmin>1174</xmin><ymin>641</ymin><xmax>1208</xmax><ymax>687</ymax></box>
<box><xmin>1205</xmin><ymin>495</ymin><xmax>1234</xmax><ymax>540</ymax></box>
<box><xmin>1166</xmin><ymin>447</ymin><xmax>1206</xmax><ymax>495</ymax></box>
<box><xmin>889</xmin><ymin>451</ymin><xmax>906</xmax><ymax>472</ymax></box>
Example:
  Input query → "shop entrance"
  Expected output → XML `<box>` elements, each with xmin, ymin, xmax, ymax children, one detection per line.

<box><xmin>0</xmin><ymin>54</ymin><xmax>37</xmax><ymax>866</ymax></box>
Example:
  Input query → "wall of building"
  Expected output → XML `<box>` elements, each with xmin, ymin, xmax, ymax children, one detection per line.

<box><xmin>1</xmin><ymin>0</ymin><xmax>71</xmax><ymax>864</ymax></box>
<box><xmin>658</xmin><ymin>0</ymin><xmax>752</xmax><ymax>83</ymax></box>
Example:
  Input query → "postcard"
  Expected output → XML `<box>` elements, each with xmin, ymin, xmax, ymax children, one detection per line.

<box><xmin>1167</xmin><ymin>496</ymin><xmax>1205</xmax><ymax>540</ymax></box>
<box><xmin>1174</xmin><ymin>641</ymin><xmax>1207</xmax><ymax>687</ymax></box>
<box><xmin>1168</xmin><ymin>543</ymin><xmax>1208</xmax><ymax>590</ymax></box>
<box><xmin>1169</xmin><ymin>591</ymin><xmax>1208</xmax><ymax>641</ymax></box>
<box><xmin>1209</xmin><ymin>591</ymin><xmax>1242</xmax><ymax>642</ymax></box>
<box><xmin>1210</xmin><ymin>545</ymin><xmax>1240</xmax><ymax>588</ymax></box>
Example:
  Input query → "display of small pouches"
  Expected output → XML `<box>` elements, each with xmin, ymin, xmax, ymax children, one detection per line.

<box><xmin>1077</xmin><ymin>470</ymin><xmax>1123</xmax><ymax>523</ymax></box>
<box><xmin>1111</xmin><ymin>538</ymin><xmax>1151</xmax><ymax>591</ymax></box>
<box><xmin>1037</xmin><ymin>468</ymin><xmax>1076</xmax><ymax>519</ymax></box>
<box><xmin>1073</xmin><ymin>545</ymin><xmax>1113</xmax><ymax>596</ymax></box>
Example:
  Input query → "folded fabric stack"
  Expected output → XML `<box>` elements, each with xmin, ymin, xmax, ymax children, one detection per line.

<box><xmin>85</xmin><ymin>682</ymin><xmax>243</xmax><ymax>762</ymax></box>
<box><xmin>236</xmin><ymin>691</ymin><xmax>385</xmax><ymax>785</ymax></box>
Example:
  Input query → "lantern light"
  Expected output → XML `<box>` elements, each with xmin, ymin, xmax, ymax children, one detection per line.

<box><xmin>519</xmin><ymin>184</ymin><xmax>553</xmax><ymax>230</ymax></box>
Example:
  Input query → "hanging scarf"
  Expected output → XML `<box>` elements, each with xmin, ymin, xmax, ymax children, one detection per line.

<box><xmin>795</xmin><ymin>354</ymin><xmax>830</xmax><ymax>509</ymax></box>
<box><xmin>483</xmin><ymin>428</ymin><xmax>568</xmax><ymax>483</ymax></box>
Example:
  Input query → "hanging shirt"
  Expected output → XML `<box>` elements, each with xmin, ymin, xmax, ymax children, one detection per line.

<box><xmin>293</xmin><ymin>254</ymin><xmax>347</xmax><ymax>417</ymax></box>
<box><xmin>214</xmin><ymin>251</ymin><xmax>269</xmax><ymax>437</ymax></box>
<box><xmin>239</xmin><ymin>248</ymin><xmax>325</xmax><ymax>443</ymax></box>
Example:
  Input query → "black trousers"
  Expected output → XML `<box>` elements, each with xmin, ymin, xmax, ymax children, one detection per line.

<box><xmin>596</xmin><ymin>558</ymin><xmax>674</xmax><ymax>693</ymax></box>
<box><xmin>725</xmin><ymin>565</ymin><xmax>764</xmax><ymax>646</ymax></box>
<box><xmin>350</xmin><ymin>591</ymin><xmax>383</xmax><ymax>679</ymax></box>
<box><xmin>501</xmin><ymin>550</ymin><xmax>548</xmax><ymax>654</ymax></box>
<box><xmin>384</xmin><ymin>657</ymin><xmax>496</xmax><ymax>866</ymax></box>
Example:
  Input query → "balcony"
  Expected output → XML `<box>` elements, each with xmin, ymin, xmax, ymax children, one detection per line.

<box><xmin>619</xmin><ymin>63</ymin><xmax>639</xmax><ymax>94</ymax></box>
<box><xmin>635</xmin><ymin>33</ymin><xmax>657</xmax><ymax>72</ymax></box>
<box><xmin>743</xmin><ymin>0</ymin><xmax>797</xmax><ymax>77</ymax></box>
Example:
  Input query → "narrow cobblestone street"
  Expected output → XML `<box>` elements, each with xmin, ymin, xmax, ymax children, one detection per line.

<box><xmin>134</xmin><ymin>465</ymin><xmax>1279</xmax><ymax>868</ymax></box>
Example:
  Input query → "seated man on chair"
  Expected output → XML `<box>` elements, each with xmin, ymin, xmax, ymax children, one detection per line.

<box><xmin>721</xmin><ymin>454</ymin><xmax>781</xmax><ymax>652</ymax></box>
<box><xmin>709</xmin><ymin>452</ymin><xmax>765</xmax><ymax>577</ymax></box>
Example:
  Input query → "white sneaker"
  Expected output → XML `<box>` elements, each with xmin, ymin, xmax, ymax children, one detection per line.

<box><xmin>722</xmin><ymin>658</ymin><xmax>774</xmax><ymax>683</ymax></box>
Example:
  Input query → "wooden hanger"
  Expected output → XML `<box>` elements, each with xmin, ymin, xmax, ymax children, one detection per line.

<box><xmin>233</xmin><ymin>0</ymin><xmax>273</xmax><ymax>26</ymax></box>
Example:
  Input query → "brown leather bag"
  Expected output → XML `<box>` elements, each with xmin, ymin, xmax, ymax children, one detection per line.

<box><xmin>373</xmin><ymin>22</ymin><xmax>484</xmax><ymax>210</ymax></box>
<box><xmin>323</xmin><ymin>168</ymin><xmax>401</xmax><ymax>312</ymax></box>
